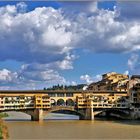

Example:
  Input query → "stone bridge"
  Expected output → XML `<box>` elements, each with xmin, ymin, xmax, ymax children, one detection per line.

<box><xmin>0</xmin><ymin>90</ymin><xmax>130</xmax><ymax>121</ymax></box>
<box><xmin>1</xmin><ymin>106</ymin><xmax>130</xmax><ymax>121</ymax></box>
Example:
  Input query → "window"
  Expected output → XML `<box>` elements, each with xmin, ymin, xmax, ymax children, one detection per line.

<box><xmin>117</xmin><ymin>104</ymin><xmax>120</xmax><ymax>107</ymax></box>
<box><xmin>66</xmin><ymin>93</ymin><xmax>73</xmax><ymax>97</ymax></box>
<box><xmin>37</xmin><ymin>100</ymin><xmax>41</xmax><ymax>103</ymax></box>
<box><xmin>133</xmin><ymin>93</ymin><xmax>137</xmax><ymax>97</ymax></box>
<box><xmin>42</xmin><ymin>96</ymin><xmax>49</xmax><ymax>99</ymax></box>
<box><xmin>48</xmin><ymin>93</ymin><xmax>56</xmax><ymax>97</ymax></box>
<box><xmin>57</xmin><ymin>93</ymin><xmax>64</xmax><ymax>97</ymax></box>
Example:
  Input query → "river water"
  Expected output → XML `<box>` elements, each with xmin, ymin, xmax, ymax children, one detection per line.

<box><xmin>3</xmin><ymin>112</ymin><xmax>140</xmax><ymax>139</ymax></box>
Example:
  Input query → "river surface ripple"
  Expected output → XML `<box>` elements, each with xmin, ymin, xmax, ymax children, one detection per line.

<box><xmin>5</xmin><ymin>118</ymin><xmax>140</xmax><ymax>140</ymax></box>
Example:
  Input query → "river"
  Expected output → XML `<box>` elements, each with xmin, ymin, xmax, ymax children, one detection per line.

<box><xmin>3</xmin><ymin>112</ymin><xmax>140</xmax><ymax>139</ymax></box>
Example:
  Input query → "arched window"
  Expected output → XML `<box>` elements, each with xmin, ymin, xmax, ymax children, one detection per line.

<box><xmin>51</xmin><ymin>99</ymin><xmax>56</xmax><ymax>106</ymax></box>
<box><xmin>66</xmin><ymin>99</ymin><xmax>74</xmax><ymax>106</ymax></box>
<box><xmin>57</xmin><ymin>99</ymin><xmax>65</xmax><ymax>106</ymax></box>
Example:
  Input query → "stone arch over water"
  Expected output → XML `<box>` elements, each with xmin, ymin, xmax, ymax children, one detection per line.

<box><xmin>2</xmin><ymin>111</ymin><xmax>32</xmax><ymax>120</ymax></box>
<box><xmin>47</xmin><ymin>107</ymin><xmax>85</xmax><ymax>120</ymax></box>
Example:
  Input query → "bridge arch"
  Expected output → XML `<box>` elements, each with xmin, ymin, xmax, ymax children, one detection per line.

<box><xmin>107</xmin><ymin>109</ymin><xmax>130</xmax><ymax>116</ymax></box>
<box><xmin>45</xmin><ymin>106</ymin><xmax>85</xmax><ymax>120</ymax></box>
<box><xmin>93</xmin><ymin>108</ymin><xmax>130</xmax><ymax>119</ymax></box>
<box><xmin>66</xmin><ymin>99</ymin><xmax>75</xmax><ymax>106</ymax></box>
<box><xmin>1</xmin><ymin>110</ymin><xmax>33</xmax><ymax>120</ymax></box>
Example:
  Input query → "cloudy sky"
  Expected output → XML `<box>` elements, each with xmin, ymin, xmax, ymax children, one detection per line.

<box><xmin>0</xmin><ymin>1</ymin><xmax>140</xmax><ymax>90</ymax></box>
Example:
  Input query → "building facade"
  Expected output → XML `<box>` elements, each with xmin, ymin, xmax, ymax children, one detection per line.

<box><xmin>0</xmin><ymin>90</ymin><xmax>129</xmax><ymax>111</ymax></box>
<box><xmin>88</xmin><ymin>72</ymin><xmax>129</xmax><ymax>91</ymax></box>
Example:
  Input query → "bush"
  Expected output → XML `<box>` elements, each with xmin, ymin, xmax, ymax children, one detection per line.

<box><xmin>0</xmin><ymin>113</ymin><xmax>8</xmax><ymax>118</ymax></box>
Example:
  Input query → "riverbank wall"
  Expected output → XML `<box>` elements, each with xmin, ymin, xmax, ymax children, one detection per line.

<box><xmin>0</xmin><ymin>113</ymin><xmax>9</xmax><ymax>139</ymax></box>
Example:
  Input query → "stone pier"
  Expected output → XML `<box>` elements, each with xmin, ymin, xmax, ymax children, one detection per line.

<box><xmin>30</xmin><ymin>109</ymin><xmax>44</xmax><ymax>121</ymax></box>
<box><xmin>85</xmin><ymin>107</ymin><xmax>94</xmax><ymax>120</ymax></box>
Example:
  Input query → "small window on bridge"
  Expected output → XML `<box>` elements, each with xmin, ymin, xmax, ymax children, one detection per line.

<box><xmin>57</xmin><ymin>93</ymin><xmax>65</xmax><ymax>97</ymax></box>
<box><xmin>48</xmin><ymin>93</ymin><xmax>56</xmax><ymax>97</ymax></box>
<box><xmin>133</xmin><ymin>93</ymin><xmax>137</xmax><ymax>97</ymax></box>
<box><xmin>20</xmin><ymin>96</ymin><xmax>25</xmax><ymax>99</ymax></box>
<box><xmin>66</xmin><ymin>93</ymin><xmax>73</xmax><ymax>97</ymax></box>
<box><xmin>117</xmin><ymin>104</ymin><xmax>120</xmax><ymax>107</ymax></box>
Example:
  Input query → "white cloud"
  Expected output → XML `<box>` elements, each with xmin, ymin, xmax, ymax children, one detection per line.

<box><xmin>95</xmin><ymin>74</ymin><xmax>102</xmax><ymax>81</ymax></box>
<box><xmin>0</xmin><ymin>69</ymin><xmax>18</xmax><ymax>83</ymax></box>
<box><xmin>0</xmin><ymin>3</ymin><xmax>76</xmax><ymax>88</ymax></box>
<box><xmin>41</xmin><ymin>25</ymin><xmax>72</xmax><ymax>49</ymax></box>
<box><xmin>128</xmin><ymin>54</ymin><xmax>139</xmax><ymax>70</ymax></box>
<box><xmin>1</xmin><ymin>2</ymin><xmax>140</xmax><ymax>88</ymax></box>
<box><xmin>1</xmin><ymin>2</ymin><xmax>140</xmax><ymax>62</ymax></box>
<box><xmin>71</xmin><ymin>81</ymin><xmax>77</xmax><ymax>86</ymax></box>
<box><xmin>55</xmin><ymin>54</ymin><xmax>76</xmax><ymax>70</ymax></box>
<box><xmin>0</xmin><ymin>86</ymin><xmax>11</xmax><ymax>90</ymax></box>
<box><xmin>88</xmin><ymin>2</ymin><xmax>98</xmax><ymax>13</ymax></box>
<box><xmin>80</xmin><ymin>74</ymin><xmax>102</xmax><ymax>84</ymax></box>
<box><xmin>20</xmin><ymin>53</ymin><xmax>76</xmax><ymax>72</ymax></box>
<box><xmin>80</xmin><ymin>74</ymin><xmax>93</xmax><ymax>84</ymax></box>
<box><xmin>0</xmin><ymin>4</ymin><xmax>73</xmax><ymax>64</ymax></box>
<box><xmin>19</xmin><ymin>64</ymin><xmax>66</xmax><ymax>85</ymax></box>
<box><xmin>124</xmin><ymin>70</ymin><xmax>129</xmax><ymax>75</ymax></box>
<box><xmin>73</xmin><ymin>9</ymin><xmax>140</xmax><ymax>53</ymax></box>
<box><xmin>16</xmin><ymin>2</ymin><xmax>27</xmax><ymax>13</ymax></box>
<box><xmin>0</xmin><ymin>67</ymin><xmax>66</xmax><ymax>90</ymax></box>
<box><xmin>1</xmin><ymin>3</ymin><xmax>140</xmax><ymax>59</ymax></box>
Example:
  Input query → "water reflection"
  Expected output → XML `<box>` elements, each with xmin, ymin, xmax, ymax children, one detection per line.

<box><xmin>4</xmin><ymin>111</ymin><xmax>79</xmax><ymax>121</ymax></box>
<box><xmin>3</xmin><ymin>112</ymin><xmax>140</xmax><ymax>139</ymax></box>
<box><xmin>5</xmin><ymin>119</ymin><xmax>140</xmax><ymax>140</ymax></box>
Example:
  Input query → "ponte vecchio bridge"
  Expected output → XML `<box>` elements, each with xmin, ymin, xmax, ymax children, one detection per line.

<box><xmin>0</xmin><ymin>90</ymin><xmax>130</xmax><ymax>121</ymax></box>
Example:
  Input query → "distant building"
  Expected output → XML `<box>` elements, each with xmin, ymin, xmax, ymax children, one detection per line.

<box><xmin>88</xmin><ymin>72</ymin><xmax>129</xmax><ymax>91</ymax></box>
<box><xmin>129</xmin><ymin>75</ymin><xmax>140</xmax><ymax>107</ymax></box>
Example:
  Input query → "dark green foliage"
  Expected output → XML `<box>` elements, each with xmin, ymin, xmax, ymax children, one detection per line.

<box><xmin>0</xmin><ymin>128</ymin><xmax>2</xmax><ymax>139</ymax></box>
<box><xmin>44</xmin><ymin>84</ymin><xmax>86</xmax><ymax>91</ymax></box>
<box><xmin>0</xmin><ymin>113</ymin><xmax>8</xmax><ymax>118</ymax></box>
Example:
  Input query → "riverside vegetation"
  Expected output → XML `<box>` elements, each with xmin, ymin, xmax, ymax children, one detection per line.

<box><xmin>0</xmin><ymin>113</ymin><xmax>9</xmax><ymax>139</ymax></box>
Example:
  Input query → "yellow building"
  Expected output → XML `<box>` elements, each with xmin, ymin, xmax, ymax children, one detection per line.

<box><xmin>35</xmin><ymin>94</ymin><xmax>51</xmax><ymax>109</ymax></box>
<box><xmin>129</xmin><ymin>75</ymin><xmax>140</xmax><ymax>107</ymax></box>
<box><xmin>0</xmin><ymin>88</ymin><xmax>130</xmax><ymax>115</ymax></box>
<box><xmin>76</xmin><ymin>91</ymin><xmax>128</xmax><ymax>109</ymax></box>
<box><xmin>88</xmin><ymin>72</ymin><xmax>129</xmax><ymax>91</ymax></box>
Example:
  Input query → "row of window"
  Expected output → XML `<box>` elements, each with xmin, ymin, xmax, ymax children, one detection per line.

<box><xmin>48</xmin><ymin>93</ymin><xmax>73</xmax><ymax>97</ymax></box>
<box><xmin>78</xmin><ymin>104</ymin><xmax>127</xmax><ymax>107</ymax></box>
